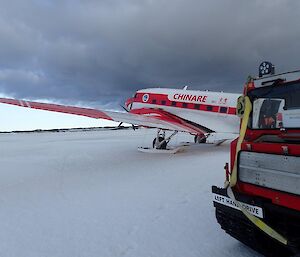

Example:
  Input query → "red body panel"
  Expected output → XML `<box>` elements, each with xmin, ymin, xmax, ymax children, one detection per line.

<box><xmin>241</xmin><ymin>141</ymin><xmax>300</xmax><ymax>156</ymax></box>
<box><xmin>230</xmin><ymin>138</ymin><xmax>238</xmax><ymax>170</ymax></box>
<box><xmin>130</xmin><ymin>108</ymin><xmax>207</xmax><ymax>134</ymax></box>
<box><xmin>237</xmin><ymin>182</ymin><xmax>300</xmax><ymax>212</ymax></box>
<box><xmin>235</xmin><ymin>127</ymin><xmax>300</xmax><ymax>211</ymax></box>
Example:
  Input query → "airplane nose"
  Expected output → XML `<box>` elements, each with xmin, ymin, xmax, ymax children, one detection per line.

<box><xmin>125</xmin><ymin>97</ymin><xmax>134</xmax><ymax>110</ymax></box>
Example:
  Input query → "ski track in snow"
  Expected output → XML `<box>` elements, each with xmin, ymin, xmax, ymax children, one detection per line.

<box><xmin>0</xmin><ymin>129</ymin><xmax>262</xmax><ymax>257</ymax></box>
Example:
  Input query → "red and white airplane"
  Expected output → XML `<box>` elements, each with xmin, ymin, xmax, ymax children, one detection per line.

<box><xmin>0</xmin><ymin>87</ymin><xmax>240</xmax><ymax>150</ymax></box>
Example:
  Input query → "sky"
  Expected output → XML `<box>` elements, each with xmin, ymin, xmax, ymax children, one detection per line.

<box><xmin>0</xmin><ymin>0</ymin><xmax>300</xmax><ymax>130</ymax></box>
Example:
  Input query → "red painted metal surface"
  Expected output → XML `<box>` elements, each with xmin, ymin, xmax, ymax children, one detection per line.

<box><xmin>230</xmin><ymin>138</ymin><xmax>238</xmax><ymax>170</ymax></box>
<box><xmin>130</xmin><ymin>108</ymin><xmax>207</xmax><ymax>135</ymax></box>
<box><xmin>237</xmin><ymin>182</ymin><xmax>300</xmax><ymax>212</ymax></box>
<box><xmin>241</xmin><ymin>141</ymin><xmax>300</xmax><ymax>155</ymax></box>
<box><xmin>234</xmin><ymin>128</ymin><xmax>300</xmax><ymax>210</ymax></box>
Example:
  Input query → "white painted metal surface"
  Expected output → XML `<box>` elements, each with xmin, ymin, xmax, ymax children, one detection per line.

<box><xmin>239</xmin><ymin>151</ymin><xmax>300</xmax><ymax>195</ymax></box>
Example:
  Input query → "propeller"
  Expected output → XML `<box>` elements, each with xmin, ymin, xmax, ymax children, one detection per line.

<box><xmin>120</xmin><ymin>105</ymin><xmax>129</xmax><ymax>112</ymax></box>
<box><xmin>119</xmin><ymin>105</ymin><xmax>137</xmax><ymax>130</ymax></box>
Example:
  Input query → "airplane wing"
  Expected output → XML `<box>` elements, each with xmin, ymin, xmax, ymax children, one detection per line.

<box><xmin>0</xmin><ymin>98</ymin><xmax>211</xmax><ymax>135</ymax></box>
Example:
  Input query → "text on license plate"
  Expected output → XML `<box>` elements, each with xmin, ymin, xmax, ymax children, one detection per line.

<box><xmin>213</xmin><ymin>193</ymin><xmax>264</xmax><ymax>218</ymax></box>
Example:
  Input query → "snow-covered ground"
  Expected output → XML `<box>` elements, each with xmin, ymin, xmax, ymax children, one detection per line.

<box><xmin>0</xmin><ymin>129</ymin><xmax>261</xmax><ymax>257</ymax></box>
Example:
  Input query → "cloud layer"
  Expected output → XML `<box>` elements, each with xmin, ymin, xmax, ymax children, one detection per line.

<box><xmin>0</xmin><ymin>0</ymin><xmax>300</xmax><ymax>107</ymax></box>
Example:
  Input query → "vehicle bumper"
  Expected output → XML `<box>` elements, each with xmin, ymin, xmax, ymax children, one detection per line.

<box><xmin>212</xmin><ymin>186</ymin><xmax>300</xmax><ymax>257</ymax></box>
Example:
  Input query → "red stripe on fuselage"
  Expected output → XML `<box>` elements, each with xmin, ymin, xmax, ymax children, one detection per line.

<box><xmin>132</xmin><ymin>93</ymin><xmax>236</xmax><ymax>115</ymax></box>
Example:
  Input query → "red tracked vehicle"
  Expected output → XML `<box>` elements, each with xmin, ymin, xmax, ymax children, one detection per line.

<box><xmin>212</xmin><ymin>62</ymin><xmax>300</xmax><ymax>257</ymax></box>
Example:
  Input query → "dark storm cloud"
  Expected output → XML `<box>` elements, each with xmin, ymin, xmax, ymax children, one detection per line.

<box><xmin>0</xmin><ymin>0</ymin><xmax>300</xmax><ymax>107</ymax></box>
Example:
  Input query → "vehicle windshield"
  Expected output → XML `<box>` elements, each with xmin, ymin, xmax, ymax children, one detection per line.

<box><xmin>248</xmin><ymin>82</ymin><xmax>300</xmax><ymax>129</ymax></box>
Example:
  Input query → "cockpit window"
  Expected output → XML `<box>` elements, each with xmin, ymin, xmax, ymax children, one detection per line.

<box><xmin>249</xmin><ymin>82</ymin><xmax>300</xmax><ymax>110</ymax></box>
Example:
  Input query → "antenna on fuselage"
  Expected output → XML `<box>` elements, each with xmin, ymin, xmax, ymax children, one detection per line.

<box><xmin>183</xmin><ymin>86</ymin><xmax>188</xmax><ymax>90</ymax></box>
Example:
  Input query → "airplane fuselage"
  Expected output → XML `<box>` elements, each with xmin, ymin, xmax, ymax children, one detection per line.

<box><xmin>126</xmin><ymin>88</ymin><xmax>240</xmax><ymax>134</ymax></box>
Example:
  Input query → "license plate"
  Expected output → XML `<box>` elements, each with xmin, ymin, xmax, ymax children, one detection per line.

<box><xmin>213</xmin><ymin>193</ymin><xmax>264</xmax><ymax>218</ymax></box>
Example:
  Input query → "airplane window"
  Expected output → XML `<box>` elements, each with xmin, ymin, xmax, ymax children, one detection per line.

<box><xmin>161</xmin><ymin>100</ymin><xmax>166</xmax><ymax>105</ymax></box>
<box><xmin>171</xmin><ymin>101</ymin><xmax>176</xmax><ymax>106</ymax></box>
<box><xmin>206</xmin><ymin>106</ymin><xmax>213</xmax><ymax>111</ymax></box>
<box><xmin>220</xmin><ymin>107</ymin><xmax>228</xmax><ymax>113</ymax></box>
<box><xmin>152</xmin><ymin>99</ymin><xmax>157</xmax><ymax>104</ymax></box>
<box><xmin>194</xmin><ymin>104</ymin><xmax>200</xmax><ymax>109</ymax></box>
<box><xmin>183</xmin><ymin>103</ymin><xmax>188</xmax><ymax>108</ymax></box>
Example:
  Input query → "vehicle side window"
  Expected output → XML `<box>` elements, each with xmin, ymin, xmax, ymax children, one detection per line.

<box><xmin>285</xmin><ymin>90</ymin><xmax>300</xmax><ymax>109</ymax></box>
<box><xmin>258</xmin><ymin>99</ymin><xmax>281</xmax><ymax>129</ymax></box>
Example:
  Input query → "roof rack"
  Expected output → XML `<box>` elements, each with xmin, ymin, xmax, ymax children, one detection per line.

<box><xmin>254</xmin><ymin>69</ymin><xmax>300</xmax><ymax>81</ymax></box>
<box><xmin>252</xmin><ymin>68</ymin><xmax>300</xmax><ymax>88</ymax></box>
